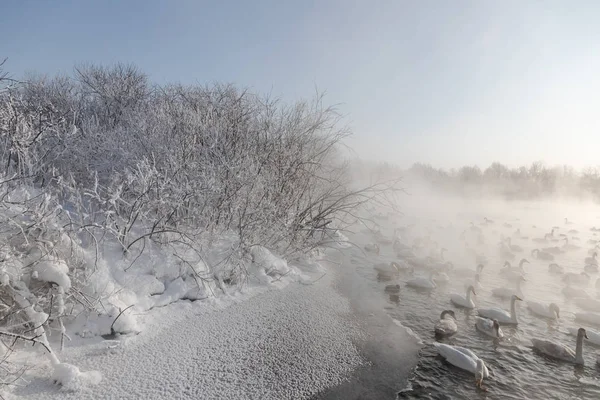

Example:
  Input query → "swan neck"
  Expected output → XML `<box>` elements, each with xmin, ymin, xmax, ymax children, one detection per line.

<box><xmin>510</xmin><ymin>298</ymin><xmax>518</xmax><ymax>322</ymax></box>
<box><xmin>576</xmin><ymin>332</ymin><xmax>585</xmax><ymax>363</ymax></box>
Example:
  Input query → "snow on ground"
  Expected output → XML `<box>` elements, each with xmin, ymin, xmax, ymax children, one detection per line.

<box><xmin>7</xmin><ymin>263</ymin><xmax>365</xmax><ymax>400</ymax></box>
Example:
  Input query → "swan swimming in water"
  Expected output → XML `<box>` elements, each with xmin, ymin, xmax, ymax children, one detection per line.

<box><xmin>568</xmin><ymin>327</ymin><xmax>600</xmax><ymax>346</ymax></box>
<box><xmin>548</xmin><ymin>263</ymin><xmax>564</xmax><ymax>274</ymax></box>
<box><xmin>563</xmin><ymin>272</ymin><xmax>590</xmax><ymax>287</ymax></box>
<box><xmin>434</xmin><ymin>310</ymin><xmax>457</xmax><ymax>337</ymax></box>
<box><xmin>504</xmin><ymin>237</ymin><xmax>523</xmax><ymax>252</ymax></box>
<box><xmin>531</xmin><ymin>328</ymin><xmax>588</xmax><ymax>365</ymax></box>
<box><xmin>492</xmin><ymin>275</ymin><xmax>525</xmax><ymax>300</ymax></box>
<box><xmin>531</xmin><ymin>248</ymin><xmax>554</xmax><ymax>261</ymax></box>
<box><xmin>433</xmin><ymin>343</ymin><xmax>489</xmax><ymax>389</ymax></box>
<box><xmin>478</xmin><ymin>295</ymin><xmax>522</xmax><ymax>324</ymax></box>
<box><xmin>406</xmin><ymin>272</ymin><xmax>438</xmax><ymax>289</ymax></box>
<box><xmin>527</xmin><ymin>301</ymin><xmax>560</xmax><ymax>320</ymax></box>
<box><xmin>364</xmin><ymin>243</ymin><xmax>380</xmax><ymax>255</ymax></box>
<box><xmin>475</xmin><ymin>317</ymin><xmax>503</xmax><ymax>338</ymax></box>
<box><xmin>453</xmin><ymin>263</ymin><xmax>484</xmax><ymax>278</ymax></box>
<box><xmin>585</xmin><ymin>252</ymin><xmax>598</xmax><ymax>266</ymax></box>
<box><xmin>450</xmin><ymin>285</ymin><xmax>476</xmax><ymax>309</ymax></box>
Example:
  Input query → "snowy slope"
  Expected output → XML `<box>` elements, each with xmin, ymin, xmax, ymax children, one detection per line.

<box><xmin>8</xmin><ymin>268</ymin><xmax>364</xmax><ymax>400</ymax></box>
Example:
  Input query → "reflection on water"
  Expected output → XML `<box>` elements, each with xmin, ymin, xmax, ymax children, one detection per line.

<box><xmin>351</xmin><ymin>196</ymin><xmax>600</xmax><ymax>399</ymax></box>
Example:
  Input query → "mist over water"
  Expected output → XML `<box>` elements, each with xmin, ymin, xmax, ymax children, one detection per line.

<box><xmin>341</xmin><ymin>178</ymin><xmax>600</xmax><ymax>399</ymax></box>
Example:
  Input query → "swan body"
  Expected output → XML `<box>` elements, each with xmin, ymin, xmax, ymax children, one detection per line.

<box><xmin>585</xmin><ymin>252</ymin><xmax>598</xmax><ymax>266</ymax></box>
<box><xmin>492</xmin><ymin>276</ymin><xmax>525</xmax><ymax>300</ymax></box>
<box><xmin>434</xmin><ymin>310</ymin><xmax>457</xmax><ymax>337</ymax></box>
<box><xmin>478</xmin><ymin>295</ymin><xmax>522</xmax><ymax>324</ymax></box>
<box><xmin>531</xmin><ymin>328</ymin><xmax>587</xmax><ymax>365</ymax></box>
<box><xmin>450</xmin><ymin>285</ymin><xmax>476</xmax><ymax>309</ymax></box>
<box><xmin>575</xmin><ymin>297</ymin><xmax>600</xmax><ymax>312</ymax></box>
<box><xmin>568</xmin><ymin>327</ymin><xmax>600</xmax><ymax>346</ymax></box>
<box><xmin>364</xmin><ymin>243</ymin><xmax>380</xmax><ymax>254</ymax></box>
<box><xmin>548</xmin><ymin>263</ymin><xmax>564</xmax><ymax>274</ymax></box>
<box><xmin>585</xmin><ymin>264</ymin><xmax>598</xmax><ymax>273</ymax></box>
<box><xmin>527</xmin><ymin>301</ymin><xmax>560</xmax><ymax>320</ymax></box>
<box><xmin>541</xmin><ymin>246</ymin><xmax>564</xmax><ymax>255</ymax></box>
<box><xmin>532</xmin><ymin>248</ymin><xmax>554</xmax><ymax>261</ymax></box>
<box><xmin>575</xmin><ymin>312</ymin><xmax>600</xmax><ymax>326</ymax></box>
<box><xmin>453</xmin><ymin>263</ymin><xmax>484</xmax><ymax>278</ymax></box>
<box><xmin>434</xmin><ymin>272</ymin><xmax>450</xmax><ymax>284</ymax></box>
<box><xmin>505</xmin><ymin>237</ymin><xmax>523</xmax><ymax>252</ymax></box>
<box><xmin>434</xmin><ymin>343</ymin><xmax>489</xmax><ymax>388</ymax></box>
<box><xmin>475</xmin><ymin>317</ymin><xmax>504</xmax><ymax>338</ymax></box>
<box><xmin>406</xmin><ymin>272</ymin><xmax>437</xmax><ymax>289</ymax></box>
<box><xmin>563</xmin><ymin>272</ymin><xmax>590</xmax><ymax>286</ymax></box>
<box><xmin>562</xmin><ymin>285</ymin><xmax>591</xmax><ymax>299</ymax></box>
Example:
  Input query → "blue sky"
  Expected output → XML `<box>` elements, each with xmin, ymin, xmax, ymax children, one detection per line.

<box><xmin>3</xmin><ymin>1</ymin><xmax>600</xmax><ymax>169</ymax></box>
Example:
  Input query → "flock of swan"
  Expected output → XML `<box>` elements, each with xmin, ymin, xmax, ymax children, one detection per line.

<box><xmin>365</xmin><ymin>215</ymin><xmax>600</xmax><ymax>390</ymax></box>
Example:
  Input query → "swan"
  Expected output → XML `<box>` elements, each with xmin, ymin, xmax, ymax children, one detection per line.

<box><xmin>475</xmin><ymin>317</ymin><xmax>504</xmax><ymax>338</ymax></box>
<box><xmin>564</xmin><ymin>217</ymin><xmax>573</xmax><ymax>225</ymax></box>
<box><xmin>532</xmin><ymin>232</ymin><xmax>552</xmax><ymax>243</ymax></box>
<box><xmin>500</xmin><ymin>260</ymin><xmax>528</xmax><ymax>283</ymax></box>
<box><xmin>434</xmin><ymin>272</ymin><xmax>450</xmax><ymax>284</ymax></box>
<box><xmin>478</xmin><ymin>295</ymin><xmax>522</xmax><ymax>324</ymax></box>
<box><xmin>575</xmin><ymin>297</ymin><xmax>600</xmax><ymax>312</ymax></box>
<box><xmin>562</xmin><ymin>285</ymin><xmax>591</xmax><ymax>299</ymax></box>
<box><xmin>450</xmin><ymin>285</ymin><xmax>477</xmax><ymax>309</ymax></box>
<box><xmin>531</xmin><ymin>328</ymin><xmax>587</xmax><ymax>365</ymax></box>
<box><xmin>492</xmin><ymin>276</ymin><xmax>525</xmax><ymax>300</ymax></box>
<box><xmin>548</xmin><ymin>263</ymin><xmax>564</xmax><ymax>274</ymax></box>
<box><xmin>527</xmin><ymin>301</ymin><xmax>560</xmax><ymax>320</ymax></box>
<box><xmin>541</xmin><ymin>246</ymin><xmax>564</xmax><ymax>255</ymax></box>
<box><xmin>453</xmin><ymin>263</ymin><xmax>484</xmax><ymax>278</ymax></box>
<box><xmin>585</xmin><ymin>252</ymin><xmax>598</xmax><ymax>266</ymax></box>
<box><xmin>364</xmin><ymin>243</ymin><xmax>380</xmax><ymax>254</ymax></box>
<box><xmin>464</xmin><ymin>273</ymin><xmax>483</xmax><ymax>291</ymax></box>
<box><xmin>505</xmin><ymin>237</ymin><xmax>523</xmax><ymax>252</ymax></box>
<box><xmin>406</xmin><ymin>272</ymin><xmax>438</xmax><ymax>289</ymax></box>
<box><xmin>563</xmin><ymin>272</ymin><xmax>590</xmax><ymax>287</ymax></box>
<box><xmin>393</xmin><ymin>239</ymin><xmax>412</xmax><ymax>252</ymax></box>
<box><xmin>562</xmin><ymin>237</ymin><xmax>580</xmax><ymax>251</ymax></box>
<box><xmin>532</xmin><ymin>248</ymin><xmax>554</xmax><ymax>261</ymax></box>
<box><xmin>384</xmin><ymin>284</ymin><xmax>400</xmax><ymax>294</ymax></box>
<box><xmin>434</xmin><ymin>310</ymin><xmax>457</xmax><ymax>337</ymax></box>
<box><xmin>585</xmin><ymin>264</ymin><xmax>598</xmax><ymax>273</ymax></box>
<box><xmin>568</xmin><ymin>327</ymin><xmax>600</xmax><ymax>346</ymax></box>
<box><xmin>575</xmin><ymin>312</ymin><xmax>600</xmax><ymax>326</ymax></box>
<box><xmin>433</xmin><ymin>343</ymin><xmax>489</xmax><ymax>389</ymax></box>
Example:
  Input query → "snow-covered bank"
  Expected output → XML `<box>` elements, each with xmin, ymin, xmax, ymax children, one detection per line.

<box><xmin>6</xmin><ymin>261</ymin><xmax>366</xmax><ymax>400</ymax></box>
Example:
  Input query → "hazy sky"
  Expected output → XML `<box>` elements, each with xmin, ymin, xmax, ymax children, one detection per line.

<box><xmin>3</xmin><ymin>1</ymin><xmax>600</xmax><ymax>169</ymax></box>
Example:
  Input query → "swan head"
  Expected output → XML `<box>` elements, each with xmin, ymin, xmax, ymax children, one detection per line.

<box><xmin>531</xmin><ymin>248</ymin><xmax>539</xmax><ymax>257</ymax></box>
<box><xmin>519</xmin><ymin>258</ymin><xmax>530</xmax><ymax>268</ymax></box>
<box><xmin>578</xmin><ymin>327</ymin><xmax>588</xmax><ymax>340</ymax></box>
<box><xmin>475</xmin><ymin>359</ymin><xmax>485</xmax><ymax>388</ymax></box>
<box><xmin>512</xmin><ymin>294</ymin><xmax>523</xmax><ymax>302</ymax></box>
<box><xmin>503</xmin><ymin>261</ymin><xmax>512</xmax><ymax>269</ymax></box>
<box><xmin>476</xmin><ymin>263</ymin><xmax>485</xmax><ymax>273</ymax></box>
<box><xmin>549</xmin><ymin>303</ymin><xmax>560</xmax><ymax>319</ymax></box>
<box><xmin>440</xmin><ymin>309</ymin><xmax>456</xmax><ymax>320</ymax></box>
<box><xmin>467</xmin><ymin>285</ymin><xmax>476</xmax><ymax>296</ymax></box>
<box><xmin>390</xmin><ymin>262</ymin><xmax>400</xmax><ymax>272</ymax></box>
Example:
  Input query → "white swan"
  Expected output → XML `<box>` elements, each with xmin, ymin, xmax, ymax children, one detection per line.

<box><xmin>464</xmin><ymin>273</ymin><xmax>483</xmax><ymax>291</ymax></box>
<box><xmin>568</xmin><ymin>327</ymin><xmax>600</xmax><ymax>346</ymax></box>
<box><xmin>562</xmin><ymin>237</ymin><xmax>580</xmax><ymax>251</ymax></box>
<box><xmin>475</xmin><ymin>317</ymin><xmax>504</xmax><ymax>338</ymax></box>
<box><xmin>585</xmin><ymin>264</ymin><xmax>598</xmax><ymax>273</ymax></box>
<box><xmin>585</xmin><ymin>252</ymin><xmax>598</xmax><ymax>266</ymax></box>
<box><xmin>434</xmin><ymin>310</ymin><xmax>457</xmax><ymax>337</ymax></box>
<box><xmin>532</xmin><ymin>328</ymin><xmax>587</xmax><ymax>365</ymax></box>
<box><xmin>541</xmin><ymin>246</ymin><xmax>564</xmax><ymax>255</ymax></box>
<box><xmin>548</xmin><ymin>263</ymin><xmax>564</xmax><ymax>274</ymax></box>
<box><xmin>562</xmin><ymin>285</ymin><xmax>591</xmax><ymax>299</ymax></box>
<box><xmin>575</xmin><ymin>312</ymin><xmax>600</xmax><ymax>326</ymax></box>
<box><xmin>434</xmin><ymin>343</ymin><xmax>489</xmax><ymax>389</ymax></box>
<box><xmin>532</xmin><ymin>248</ymin><xmax>554</xmax><ymax>261</ymax></box>
<box><xmin>492</xmin><ymin>276</ymin><xmax>525</xmax><ymax>300</ymax></box>
<box><xmin>499</xmin><ymin>260</ymin><xmax>528</xmax><ymax>283</ymax></box>
<box><xmin>575</xmin><ymin>297</ymin><xmax>600</xmax><ymax>312</ymax></box>
<box><xmin>406</xmin><ymin>272</ymin><xmax>437</xmax><ymax>289</ymax></box>
<box><xmin>527</xmin><ymin>301</ymin><xmax>560</xmax><ymax>320</ymax></box>
<box><xmin>563</xmin><ymin>272</ymin><xmax>590</xmax><ymax>287</ymax></box>
<box><xmin>478</xmin><ymin>295</ymin><xmax>522</xmax><ymax>324</ymax></box>
<box><xmin>453</xmin><ymin>263</ymin><xmax>484</xmax><ymax>278</ymax></box>
<box><xmin>364</xmin><ymin>243</ymin><xmax>380</xmax><ymax>254</ymax></box>
<box><xmin>504</xmin><ymin>237</ymin><xmax>523</xmax><ymax>252</ymax></box>
<box><xmin>373</xmin><ymin>262</ymin><xmax>409</xmax><ymax>275</ymax></box>
<box><xmin>450</xmin><ymin>285</ymin><xmax>476</xmax><ymax>309</ymax></box>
